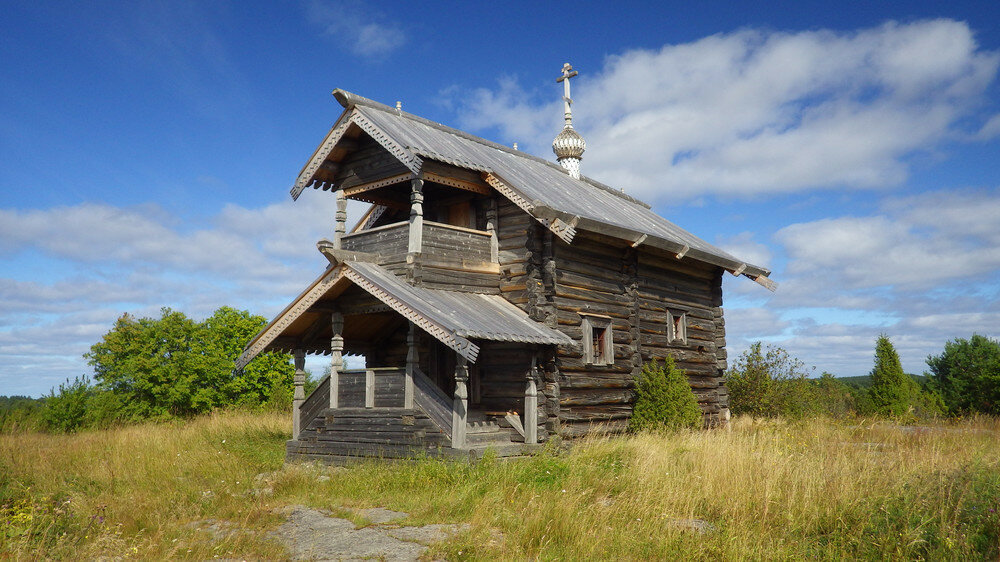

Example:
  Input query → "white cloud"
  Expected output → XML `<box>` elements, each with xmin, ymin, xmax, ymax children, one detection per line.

<box><xmin>0</xmin><ymin>192</ymin><xmax>372</xmax><ymax>395</ymax></box>
<box><xmin>775</xmin><ymin>186</ymin><xmax>1000</xmax><ymax>289</ymax></box>
<box><xmin>306</xmin><ymin>0</ymin><xmax>406</xmax><ymax>58</ymax></box>
<box><xmin>453</xmin><ymin>20</ymin><xmax>999</xmax><ymax>203</ymax></box>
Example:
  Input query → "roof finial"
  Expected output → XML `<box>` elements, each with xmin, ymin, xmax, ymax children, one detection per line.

<box><xmin>552</xmin><ymin>62</ymin><xmax>586</xmax><ymax>179</ymax></box>
<box><xmin>556</xmin><ymin>62</ymin><xmax>578</xmax><ymax>127</ymax></box>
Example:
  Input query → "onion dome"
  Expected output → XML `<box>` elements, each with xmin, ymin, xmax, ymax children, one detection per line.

<box><xmin>552</xmin><ymin>126</ymin><xmax>586</xmax><ymax>160</ymax></box>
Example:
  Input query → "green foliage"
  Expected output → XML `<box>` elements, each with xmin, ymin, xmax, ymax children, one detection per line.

<box><xmin>0</xmin><ymin>396</ymin><xmax>45</xmax><ymax>433</ymax></box>
<box><xmin>809</xmin><ymin>372</ymin><xmax>858</xmax><ymax>418</ymax></box>
<box><xmin>63</xmin><ymin>306</ymin><xmax>293</xmax><ymax>428</ymax></box>
<box><xmin>927</xmin><ymin>334</ymin><xmax>1000</xmax><ymax>415</ymax></box>
<box><xmin>40</xmin><ymin>377</ymin><xmax>93</xmax><ymax>433</ymax></box>
<box><xmin>629</xmin><ymin>357</ymin><xmax>701</xmax><ymax>432</ymax></box>
<box><xmin>727</xmin><ymin>342</ymin><xmax>818</xmax><ymax>418</ymax></box>
<box><xmin>864</xmin><ymin>335</ymin><xmax>942</xmax><ymax>420</ymax></box>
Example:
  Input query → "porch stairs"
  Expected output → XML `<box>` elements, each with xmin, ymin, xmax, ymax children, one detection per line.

<box><xmin>286</xmin><ymin>369</ymin><xmax>541</xmax><ymax>463</ymax></box>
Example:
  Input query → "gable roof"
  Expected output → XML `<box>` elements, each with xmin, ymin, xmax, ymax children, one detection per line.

<box><xmin>292</xmin><ymin>89</ymin><xmax>775</xmax><ymax>290</ymax></box>
<box><xmin>235</xmin><ymin>262</ymin><xmax>572</xmax><ymax>369</ymax></box>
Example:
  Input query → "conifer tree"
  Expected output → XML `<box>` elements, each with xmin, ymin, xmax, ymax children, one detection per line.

<box><xmin>629</xmin><ymin>357</ymin><xmax>702</xmax><ymax>431</ymax></box>
<box><xmin>867</xmin><ymin>334</ymin><xmax>919</xmax><ymax>417</ymax></box>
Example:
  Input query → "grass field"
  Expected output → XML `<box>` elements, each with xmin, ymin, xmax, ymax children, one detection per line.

<box><xmin>2</xmin><ymin>411</ymin><xmax>999</xmax><ymax>560</ymax></box>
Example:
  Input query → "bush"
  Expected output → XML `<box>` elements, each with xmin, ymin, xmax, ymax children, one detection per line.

<box><xmin>726</xmin><ymin>342</ymin><xmax>819</xmax><ymax>418</ymax></box>
<box><xmin>41</xmin><ymin>377</ymin><xmax>94</xmax><ymax>433</ymax></box>
<box><xmin>629</xmin><ymin>357</ymin><xmax>702</xmax><ymax>431</ymax></box>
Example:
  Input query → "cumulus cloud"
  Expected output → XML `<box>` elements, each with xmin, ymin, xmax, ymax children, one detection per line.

<box><xmin>453</xmin><ymin>19</ymin><xmax>999</xmax><ymax>203</ymax></box>
<box><xmin>306</xmin><ymin>0</ymin><xmax>406</xmax><ymax>58</ymax></box>
<box><xmin>0</xmin><ymin>191</ymin><xmax>371</xmax><ymax>395</ymax></box>
<box><xmin>775</xmin><ymin>186</ymin><xmax>1000</xmax><ymax>290</ymax></box>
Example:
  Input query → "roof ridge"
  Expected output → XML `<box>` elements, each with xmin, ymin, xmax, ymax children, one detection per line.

<box><xmin>332</xmin><ymin>89</ymin><xmax>650</xmax><ymax>209</ymax></box>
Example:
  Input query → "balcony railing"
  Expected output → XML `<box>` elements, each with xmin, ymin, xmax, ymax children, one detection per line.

<box><xmin>340</xmin><ymin>220</ymin><xmax>495</xmax><ymax>264</ymax></box>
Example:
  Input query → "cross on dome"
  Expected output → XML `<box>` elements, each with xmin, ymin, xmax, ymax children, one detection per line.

<box><xmin>552</xmin><ymin>63</ymin><xmax>585</xmax><ymax>179</ymax></box>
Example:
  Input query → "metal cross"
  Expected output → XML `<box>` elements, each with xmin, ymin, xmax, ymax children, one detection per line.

<box><xmin>556</xmin><ymin>63</ymin><xmax>578</xmax><ymax>126</ymax></box>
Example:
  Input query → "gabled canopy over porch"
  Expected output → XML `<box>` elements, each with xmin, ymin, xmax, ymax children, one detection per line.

<box><xmin>236</xmin><ymin>261</ymin><xmax>571</xmax><ymax>460</ymax></box>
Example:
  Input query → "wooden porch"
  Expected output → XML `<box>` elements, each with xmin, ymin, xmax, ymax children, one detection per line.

<box><xmin>286</xmin><ymin>322</ymin><xmax>547</xmax><ymax>463</ymax></box>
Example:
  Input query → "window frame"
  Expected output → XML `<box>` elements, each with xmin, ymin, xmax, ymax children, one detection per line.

<box><xmin>667</xmin><ymin>309</ymin><xmax>688</xmax><ymax>345</ymax></box>
<box><xmin>581</xmin><ymin>314</ymin><xmax>614</xmax><ymax>366</ymax></box>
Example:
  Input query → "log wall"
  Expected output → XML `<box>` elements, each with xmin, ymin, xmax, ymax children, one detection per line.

<box><xmin>546</xmin><ymin>230</ymin><xmax>730</xmax><ymax>437</ymax></box>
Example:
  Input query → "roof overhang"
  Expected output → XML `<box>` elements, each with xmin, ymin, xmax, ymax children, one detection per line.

<box><xmin>235</xmin><ymin>262</ymin><xmax>572</xmax><ymax>370</ymax></box>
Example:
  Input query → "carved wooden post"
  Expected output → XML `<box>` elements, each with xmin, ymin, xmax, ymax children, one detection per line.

<box><xmin>333</xmin><ymin>190</ymin><xmax>347</xmax><ymax>250</ymax></box>
<box><xmin>329</xmin><ymin>311</ymin><xmax>344</xmax><ymax>409</ymax></box>
<box><xmin>408</xmin><ymin>178</ymin><xmax>423</xmax><ymax>254</ymax></box>
<box><xmin>404</xmin><ymin>322</ymin><xmax>417</xmax><ymax>409</ymax></box>
<box><xmin>525</xmin><ymin>357</ymin><xmax>539</xmax><ymax>444</ymax></box>
<box><xmin>451</xmin><ymin>356</ymin><xmax>468</xmax><ymax>449</ymax></box>
<box><xmin>293</xmin><ymin>349</ymin><xmax>306</xmax><ymax>439</ymax></box>
<box><xmin>486</xmin><ymin>199</ymin><xmax>498</xmax><ymax>263</ymax></box>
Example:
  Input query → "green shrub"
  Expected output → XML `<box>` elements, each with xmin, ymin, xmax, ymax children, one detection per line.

<box><xmin>864</xmin><ymin>335</ymin><xmax>942</xmax><ymax>420</ymax></box>
<box><xmin>41</xmin><ymin>377</ymin><xmax>94</xmax><ymax>433</ymax></box>
<box><xmin>727</xmin><ymin>342</ymin><xmax>819</xmax><ymax>418</ymax></box>
<box><xmin>628</xmin><ymin>357</ymin><xmax>701</xmax><ymax>432</ymax></box>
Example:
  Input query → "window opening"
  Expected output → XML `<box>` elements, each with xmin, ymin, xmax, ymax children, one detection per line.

<box><xmin>668</xmin><ymin>310</ymin><xmax>687</xmax><ymax>345</ymax></box>
<box><xmin>582</xmin><ymin>314</ymin><xmax>613</xmax><ymax>366</ymax></box>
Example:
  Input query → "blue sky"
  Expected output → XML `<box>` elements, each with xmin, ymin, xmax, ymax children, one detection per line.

<box><xmin>2</xmin><ymin>1</ymin><xmax>999</xmax><ymax>396</ymax></box>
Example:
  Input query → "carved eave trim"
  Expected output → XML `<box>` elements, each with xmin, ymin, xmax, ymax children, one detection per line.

<box><xmin>290</xmin><ymin>108</ymin><xmax>423</xmax><ymax>201</ymax></box>
<box><xmin>351</xmin><ymin>110</ymin><xmax>423</xmax><ymax>173</ymax></box>
<box><xmin>424</xmin><ymin>171</ymin><xmax>492</xmax><ymax>195</ymax></box>
<box><xmin>291</xmin><ymin>110</ymin><xmax>357</xmax><ymax>201</ymax></box>
<box><xmin>482</xmin><ymin>172</ymin><xmax>578</xmax><ymax>243</ymax></box>
<box><xmin>342</xmin><ymin>266</ymin><xmax>480</xmax><ymax>363</ymax></box>
<box><xmin>235</xmin><ymin>265</ymin><xmax>348</xmax><ymax>370</ymax></box>
<box><xmin>342</xmin><ymin>173</ymin><xmax>414</xmax><ymax>198</ymax></box>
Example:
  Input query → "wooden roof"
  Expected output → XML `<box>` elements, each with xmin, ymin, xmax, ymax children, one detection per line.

<box><xmin>235</xmin><ymin>262</ymin><xmax>572</xmax><ymax>369</ymax></box>
<box><xmin>291</xmin><ymin>89</ymin><xmax>775</xmax><ymax>290</ymax></box>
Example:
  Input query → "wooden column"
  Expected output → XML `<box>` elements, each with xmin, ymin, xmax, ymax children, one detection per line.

<box><xmin>404</xmin><ymin>322</ymin><xmax>417</xmax><ymax>408</ymax></box>
<box><xmin>408</xmin><ymin>178</ymin><xmax>423</xmax><ymax>254</ymax></box>
<box><xmin>329</xmin><ymin>311</ymin><xmax>344</xmax><ymax>409</ymax></box>
<box><xmin>292</xmin><ymin>349</ymin><xmax>305</xmax><ymax>439</ymax></box>
<box><xmin>524</xmin><ymin>357</ymin><xmax>538</xmax><ymax>444</ymax></box>
<box><xmin>333</xmin><ymin>190</ymin><xmax>347</xmax><ymax>249</ymax></box>
<box><xmin>451</xmin><ymin>356</ymin><xmax>468</xmax><ymax>449</ymax></box>
<box><xmin>364</xmin><ymin>369</ymin><xmax>375</xmax><ymax>408</ymax></box>
<box><xmin>486</xmin><ymin>199</ymin><xmax>498</xmax><ymax>263</ymax></box>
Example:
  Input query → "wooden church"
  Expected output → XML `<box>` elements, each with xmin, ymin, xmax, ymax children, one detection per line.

<box><xmin>236</xmin><ymin>65</ymin><xmax>774</xmax><ymax>462</ymax></box>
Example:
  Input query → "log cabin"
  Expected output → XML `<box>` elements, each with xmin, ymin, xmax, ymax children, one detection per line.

<box><xmin>236</xmin><ymin>65</ymin><xmax>775</xmax><ymax>463</ymax></box>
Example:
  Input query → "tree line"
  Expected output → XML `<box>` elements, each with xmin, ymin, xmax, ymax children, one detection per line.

<box><xmin>1</xmin><ymin>307</ymin><xmax>296</xmax><ymax>433</ymax></box>
<box><xmin>1</xmin><ymin>304</ymin><xmax>997</xmax><ymax>433</ymax></box>
<box><xmin>727</xmin><ymin>334</ymin><xmax>1000</xmax><ymax>421</ymax></box>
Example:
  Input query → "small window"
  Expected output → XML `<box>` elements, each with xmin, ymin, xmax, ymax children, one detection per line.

<box><xmin>668</xmin><ymin>310</ymin><xmax>687</xmax><ymax>345</ymax></box>
<box><xmin>582</xmin><ymin>314</ymin><xmax>614</xmax><ymax>366</ymax></box>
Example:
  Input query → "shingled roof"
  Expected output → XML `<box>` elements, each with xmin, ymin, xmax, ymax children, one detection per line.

<box><xmin>292</xmin><ymin>90</ymin><xmax>774</xmax><ymax>290</ymax></box>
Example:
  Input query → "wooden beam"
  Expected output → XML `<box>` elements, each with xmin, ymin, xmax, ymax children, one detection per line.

<box><xmin>342</xmin><ymin>173</ymin><xmax>414</xmax><ymax>198</ymax></box>
<box><xmin>424</xmin><ymin>171</ymin><xmax>492</xmax><ymax>195</ymax></box>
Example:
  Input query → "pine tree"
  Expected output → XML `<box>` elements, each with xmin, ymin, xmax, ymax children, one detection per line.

<box><xmin>867</xmin><ymin>334</ymin><xmax>919</xmax><ymax>417</ymax></box>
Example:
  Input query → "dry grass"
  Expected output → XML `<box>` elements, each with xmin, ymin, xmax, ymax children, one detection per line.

<box><xmin>2</xmin><ymin>412</ymin><xmax>999</xmax><ymax>560</ymax></box>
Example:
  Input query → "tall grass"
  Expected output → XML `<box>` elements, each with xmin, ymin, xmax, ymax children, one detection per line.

<box><xmin>2</xmin><ymin>412</ymin><xmax>999</xmax><ymax>560</ymax></box>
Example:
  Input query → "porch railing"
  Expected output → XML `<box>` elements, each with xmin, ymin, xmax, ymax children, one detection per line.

<box><xmin>297</xmin><ymin>368</ymin><xmax>405</xmax><ymax>432</ymax></box>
